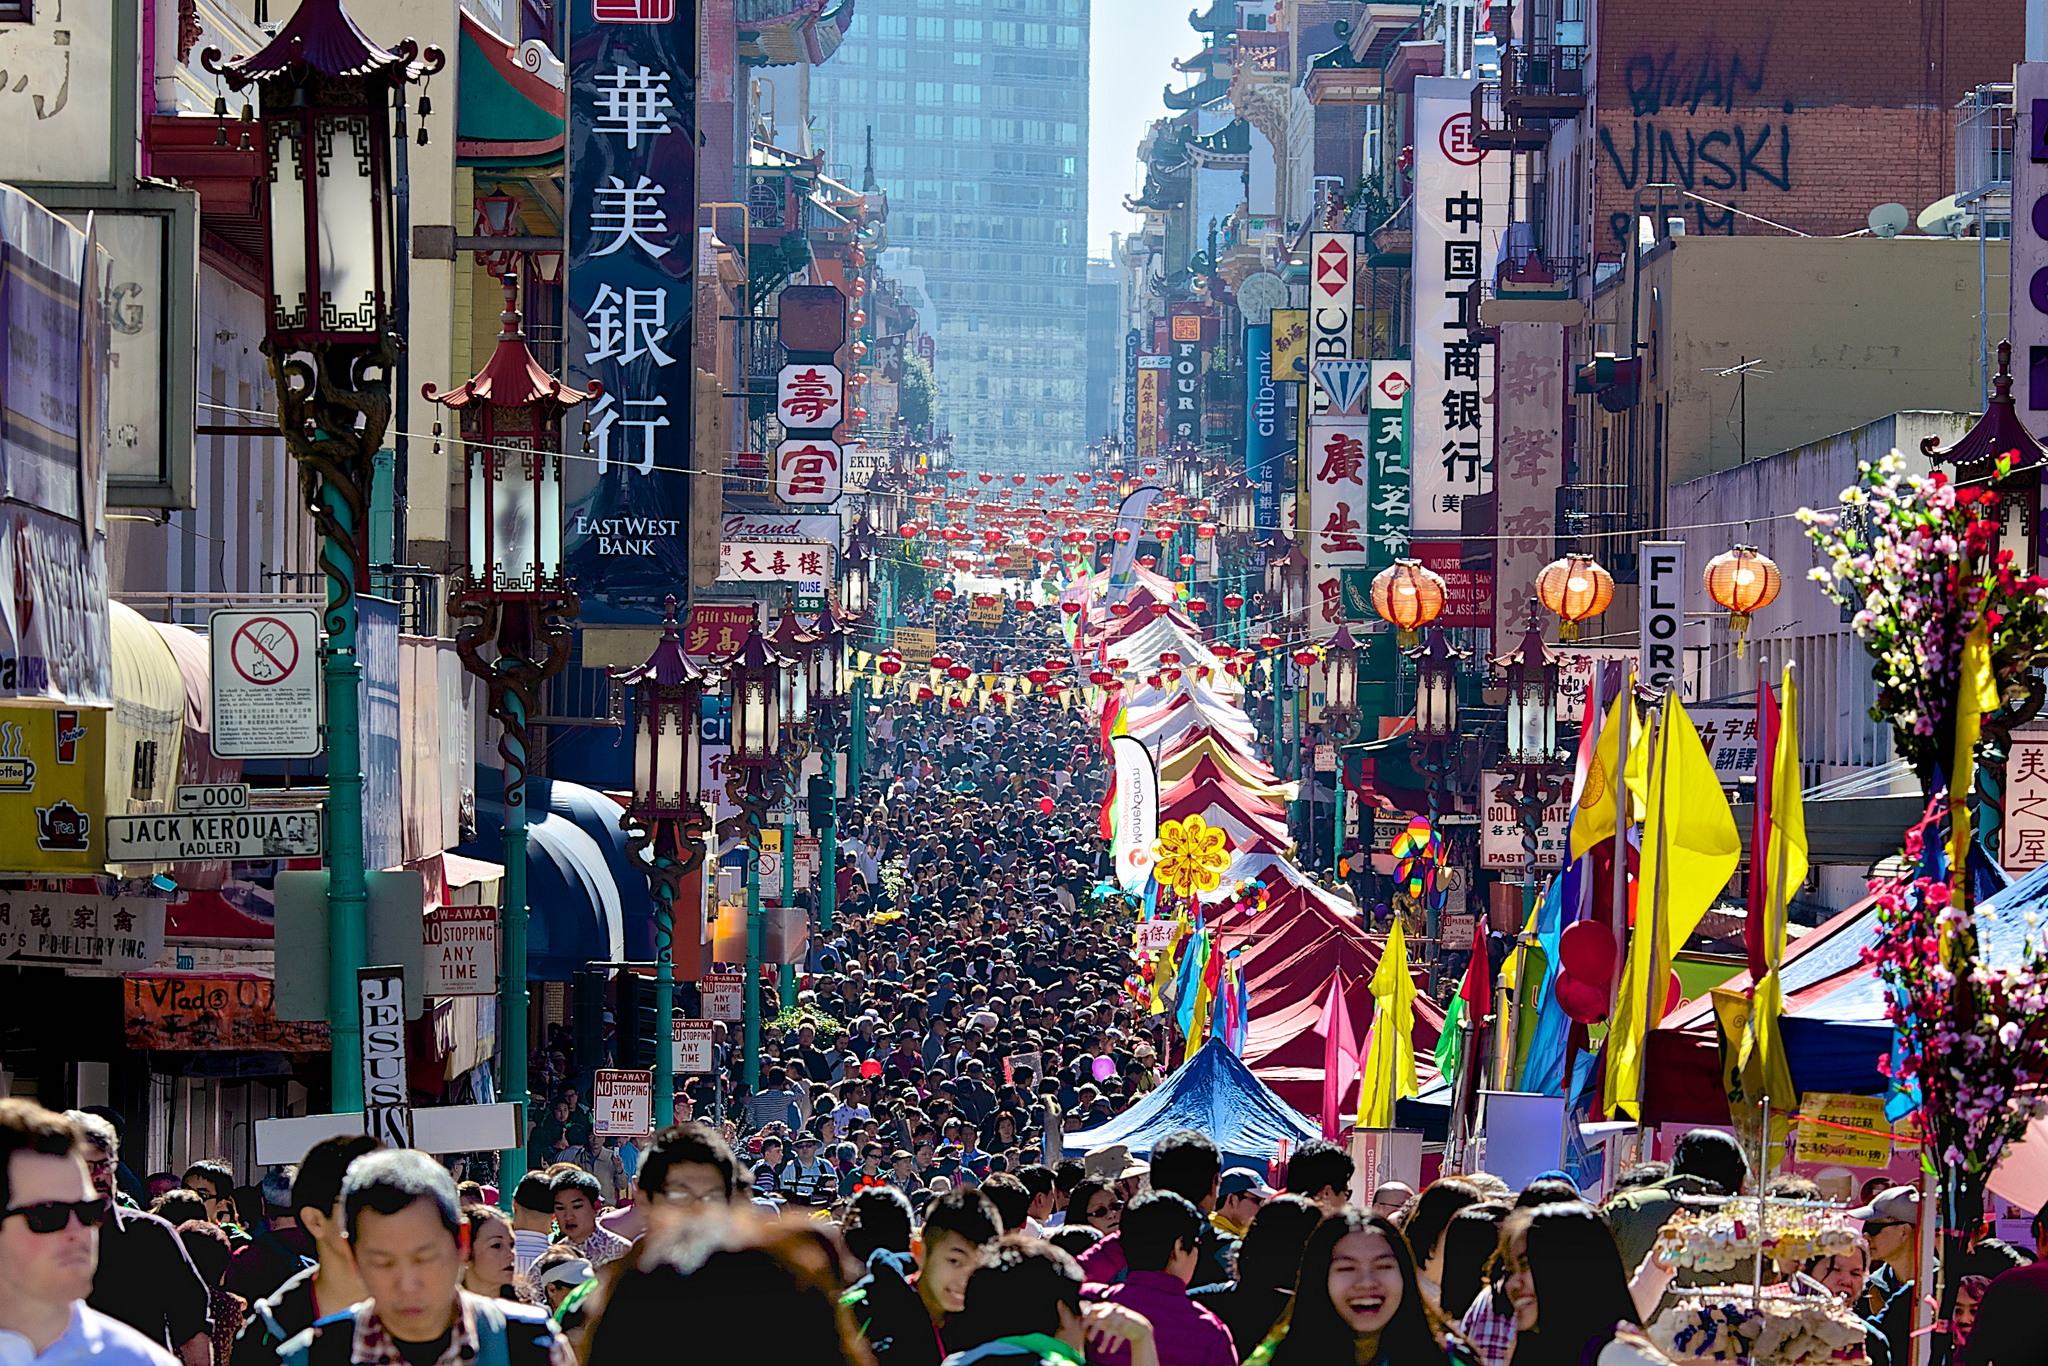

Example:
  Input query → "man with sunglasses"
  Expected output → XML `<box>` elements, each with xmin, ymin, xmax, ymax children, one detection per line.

<box><xmin>0</xmin><ymin>1098</ymin><xmax>175</xmax><ymax>1366</ymax></box>
<box><xmin>66</xmin><ymin>1111</ymin><xmax>213</xmax><ymax>1366</ymax></box>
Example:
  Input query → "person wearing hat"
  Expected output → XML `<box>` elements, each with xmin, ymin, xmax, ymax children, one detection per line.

<box><xmin>1850</xmin><ymin>1184</ymin><xmax>1920</xmax><ymax>1366</ymax></box>
<box><xmin>1211</xmin><ymin>1169</ymin><xmax>1273</xmax><ymax>1240</ymax></box>
<box><xmin>781</xmin><ymin>1134</ymin><xmax>835</xmax><ymax>1207</ymax></box>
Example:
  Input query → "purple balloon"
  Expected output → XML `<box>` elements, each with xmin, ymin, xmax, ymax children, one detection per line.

<box><xmin>1091</xmin><ymin>1055</ymin><xmax>1117</xmax><ymax>1082</ymax></box>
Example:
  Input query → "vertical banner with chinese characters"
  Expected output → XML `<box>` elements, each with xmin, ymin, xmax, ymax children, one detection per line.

<box><xmin>1492</xmin><ymin>322</ymin><xmax>1563</xmax><ymax>639</ymax></box>
<box><xmin>1169</xmin><ymin>313</ymin><xmax>1203</xmax><ymax>445</ymax></box>
<box><xmin>1306</xmin><ymin>360</ymin><xmax>1375</xmax><ymax>639</ymax></box>
<box><xmin>1245</xmin><ymin>324</ymin><xmax>1281</xmax><ymax>531</ymax></box>
<box><xmin>1367</xmin><ymin>361</ymin><xmax>1412</xmax><ymax>569</ymax></box>
<box><xmin>1412</xmin><ymin>78</ymin><xmax>1502</xmax><ymax>535</ymax></box>
<box><xmin>1136</xmin><ymin>356</ymin><xmax>1166</xmax><ymax>465</ymax></box>
<box><xmin>1123</xmin><ymin>329</ymin><xmax>1140</xmax><ymax>450</ymax></box>
<box><xmin>566</xmin><ymin>0</ymin><xmax>698</xmax><ymax>615</ymax></box>
<box><xmin>2003</xmin><ymin>724</ymin><xmax>2048</xmax><ymax>874</ymax></box>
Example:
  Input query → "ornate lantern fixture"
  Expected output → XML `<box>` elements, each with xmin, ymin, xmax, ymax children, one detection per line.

<box><xmin>768</xmin><ymin>595</ymin><xmax>817</xmax><ymax>728</ymax></box>
<box><xmin>1324</xmin><ymin>623</ymin><xmax>1361</xmax><ymax>720</ymax></box>
<box><xmin>723</xmin><ymin>618</ymin><xmax>787</xmax><ymax>766</ymax></box>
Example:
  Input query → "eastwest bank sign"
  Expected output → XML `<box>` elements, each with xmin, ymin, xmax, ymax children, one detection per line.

<box><xmin>569</xmin><ymin>514</ymin><xmax>684</xmax><ymax>557</ymax></box>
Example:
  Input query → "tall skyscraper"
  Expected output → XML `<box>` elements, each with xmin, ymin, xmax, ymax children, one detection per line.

<box><xmin>1085</xmin><ymin>258</ymin><xmax>1118</xmax><ymax>443</ymax></box>
<box><xmin>810</xmin><ymin>1</ymin><xmax>1090</xmax><ymax>472</ymax></box>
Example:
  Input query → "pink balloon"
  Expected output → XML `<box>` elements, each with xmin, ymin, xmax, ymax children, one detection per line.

<box><xmin>860</xmin><ymin>1058</ymin><xmax>883</xmax><ymax>1079</ymax></box>
<box><xmin>1039</xmin><ymin>797</ymin><xmax>1056</xmax><ymax>816</ymax></box>
<box><xmin>1557</xmin><ymin>921</ymin><xmax>1618</xmax><ymax>988</ymax></box>
<box><xmin>1553</xmin><ymin>969</ymin><xmax>1608</xmax><ymax>1025</ymax></box>
<box><xmin>1091</xmin><ymin>1055</ymin><xmax>1117</xmax><ymax>1082</ymax></box>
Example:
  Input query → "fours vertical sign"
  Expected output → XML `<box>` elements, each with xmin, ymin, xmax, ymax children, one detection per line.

<box><xmin>1168</xmin><ymin>314</ymin><xmax>1203</xmax><ymax>444</ymax></box>
<box><xmin>565</xmin><ymin>0</ymin><xmax>699</xmax><ymax>614</ymax></box>
<box><xmin>359</xmin><ymin>968</ymin><xmax>412</xmax><ymax>1148</ymax></box>
<box><xmin>1638</xmin><ymin>542</ymin><xmax>1686</xmax><ymax>694</ymax></box>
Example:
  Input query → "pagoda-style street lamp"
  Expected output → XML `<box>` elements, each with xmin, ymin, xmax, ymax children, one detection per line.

<box><xmin>616</xmin><ymin>601</ymin><xmax>708</xmax><ymax>1127</ymax></box>
<box><xmin>718</xmin><ymin>618</ymin><xmax>801</xmax><ymax>1091</ymax></box>
<box><xmin>206</xmin><ymin>0</ymin><xmax>442</xmax><ymax>1112</ymax></box>
<box><xmin>1406</xmin><ymin>626</ymin><xmax>1467</xmax><ymax>991</ymax></box>
<box><xmin>1492</xmin><ymin>604</ymin><xmax>1569</xmax><ymax>1087</ymax></box>
<box><xmin>428</xmin><ymin>274</ymin><xmax>597</xmax><ymax>1182</ymax></box>
<box><xmin>810</xmin><ymin>602</ymin><xmax>851</xmax><ymax>934</ymax></box>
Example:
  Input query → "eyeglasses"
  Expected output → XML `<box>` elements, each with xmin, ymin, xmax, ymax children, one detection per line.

<box><xmin>4</xmin><ymin>1197</ymin><xmax>109</xmax><ymax>1234</ymax></box>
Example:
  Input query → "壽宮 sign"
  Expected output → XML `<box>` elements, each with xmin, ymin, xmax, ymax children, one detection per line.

<box><xmin>424</xmin><ymin>905</ymin><xmax>497</xmax><ymax>997</ymax></box>
<box><xmin>565</xmin><ymin>0</ymin><xmax>697</xmax><ymax>613</ymax></box>
<box><xmin>2003</xmin><ymin>724</ymin><xmax>2048</xmax><ymax>873</ymax></box>
<box><xmin>673</xmin><ymin>1019</ymin><xmax>714</xmax><ymax>1073</ymax></box>
<box><xmin>773</xmin><ymin>438</ymin><xmax>844</xmax><ymax>505</ymax></box>
<box><xmin>210</xmin><ymin>608</ymin><xmax>322</xmax><ymax>759</ymax></box>
<box><xmin>776</xmin><ymin>363</ymin><xmax>843</xmax><ymax>432</ymax></box>
<box><xmin>1794</xmin><ymin>1092</ymin><xmax>1892</xmax><ymax>1168</ymax></box>
<box><xmin>0</xmin><ymin>893</ymin><xmax>164</xmax><ymax>975</ymax></box>
<box><xmin>360</xmin><ymin>967</ymin><xmax>413</xmax><ymax>1148</ymax></box>
<box><xmin>702</xmin><ymin>970</ymin><xmax>745</xmax><ymax>1021</ymax></box>
<box><xmin>594</xmin><ymin>1069</ymin><xmax>654</xmax><ymax>1136</ymax></box>
<box><xmin>1639</xmin><ymin>542</ymin><xmax>1687</xmax><ymax>694</ymax></box>
<box><xmin>106</xmin><ymin>808</ymin><xmax>322</xmax><ymax>863</ymax></box>
<box><xmin>1479</xmin><ymin>773</ymin><xmax>1569</xmax><ymax>871</ymax></box>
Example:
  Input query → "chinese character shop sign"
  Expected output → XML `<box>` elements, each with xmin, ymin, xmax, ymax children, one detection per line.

<box><xmin>566</xmin><ymin>0</ymin><xmax>697</xmax><ymax>611</ymax></box>
<box><xmin>1169</xmin><ymin>313</ymin><xmax>1203</xmax><ymax>444</ymax></box>
<box><xmin>1412</xmin><ymin>78</ymin><xmax>1505</xmax><ymax>534</ymax></box>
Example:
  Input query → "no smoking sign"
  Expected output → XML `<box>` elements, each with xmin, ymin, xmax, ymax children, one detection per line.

<box><xmin>210</xmin><ymin>608</ymin><xmax>323</xmax><ymax>759</ymax></box>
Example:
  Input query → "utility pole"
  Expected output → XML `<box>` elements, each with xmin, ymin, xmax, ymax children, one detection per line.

<box><xmin>1707</xmin><ymin>357</ymin><xmax>1771</xmax><ymax>464</ymax></box>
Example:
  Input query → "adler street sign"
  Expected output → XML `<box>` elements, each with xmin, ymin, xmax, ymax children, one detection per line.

<box><xmin>107</xmin><ymin>808</ymin><xmax>322</xmax><ymax>862</ymax></box>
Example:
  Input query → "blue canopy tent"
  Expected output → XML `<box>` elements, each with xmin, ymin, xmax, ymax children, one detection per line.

<box><xmin>461</xmin><ymin>778</ymin><xmax>637</xmax><ymax>981</ymax></box>
<box><xmin>1066</xmin><ymin>1041</ymin><xmax>1321</xmax><ymax>1171</ymax></box>
<box><xmin>1644</xmin><ymin>847</ymin><xmax>2019</xmax><ymax>1124</ymax></box>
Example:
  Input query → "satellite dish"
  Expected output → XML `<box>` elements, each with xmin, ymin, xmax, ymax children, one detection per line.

<box><xmin>1917</xmin><ymin>195</ymin><xmax>1967</xmax><ymax>237</ymax></box>
<box><xmin>1867</xmin><ymin>203</ymin><xmax>1909</xmax><ymax>239</ymax></box>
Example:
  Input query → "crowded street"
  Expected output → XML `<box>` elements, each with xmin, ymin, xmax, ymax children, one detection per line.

<box><xmin>10</xmin><ymin>0</ymin><xmax>2048</xmax><ymax>1365</ymax></box>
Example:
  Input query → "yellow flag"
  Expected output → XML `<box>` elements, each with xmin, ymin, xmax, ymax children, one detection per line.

<box><xmin>1357</xmin><ymin>921</ymin><xmax>1419</xmax><ymax>1128</ymax></box>
<box><xmin>1949</xmin><ymin>622</ymin><xmax>1999</xmax><ymax>921</ymax></box>
<box><xmin>1569</xmin><ymin>688</ymin><xmax>1649</xmax><ymax>863</ymax></box>
<box><xmin>1606</xmin><ymin>692</ymin><xmax>1741</xmax><ymax>1119</ymax></box>
<box><xmin>1742</xmin><ymin>665</ymin><xmax>1807</xmax><ymax>1108</ymax></box>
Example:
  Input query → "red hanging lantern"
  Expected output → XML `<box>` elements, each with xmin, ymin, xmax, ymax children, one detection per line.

<box><xmin>921</xmin><ymin>556</ymin><xmax>942</xmax><ymax>569</ymax></box>
<box><xmin>1027</xmin><ymin>667</ymin><xmax>1051</xmax><ymax>684</ymax></box>
<box><xmin>1138</xmin><ymin>554</ymin><xmax>1157</xmax><ymax>568</ymax></box>
<box><xmin>1114</xmin><ymin>528</ymin><xmax>1133</xmax><ymax>543</ymax></box>
<box><xmin>879</xmin><ymin>656</ymin><xmax>904</xmax><ymax>676</ymax></box>
<box><xmin>930</xmin><ymin>652</ymin><xmax>954</xmax><ymax>670</ymax></box>
<box><xmin>1292</xmin><ymin>645</ymin><xmax>1320</xmax><ymax>667</ymax></box>
<box><xmin>1143</xmin><ymin>464</ymin><xmax>1158</xmax><ymax>476</ymax></box>
<box><xmin>1110</xmin><ymin>601</ymin><xmax>1133</xmax><ymax>617</ymax></box>
<box><xmin>1077</xmin><ymin>473</ymin><xmax>1093</xmax><ymax>484</ymax></box>
<box><xmin>1187</xmin><ymin>597</ymin><xmax>1208</xmax><ymax>614</ymax></box>
<box><xmin>1197</xmin><ymin>523</ymin><xmax>1216</xmax><ymax>539</ymax></box>
<box><xmin>978</xmin><ymin>472</ymin><xmax>994</xmax><ymax>483</ymax></box>
<box><xmin>1015</xmin><ymin>600</ymin><xmax>1035</xmax><ymax>613</ymax></box>
<box><xmin>947</xmin><ymin>695</ymin><xmax>966</xmax><ymax>710</ymax></box>
<box><xmin>1149</xmin><ymin>602</ymin><xmax>1170</xmax><ymax>617</ymax></box>
<box><xmin>1179</xmin><ymin>553</ymin><xmax>1196</xmax><ymax>567</ymax></box>
<box><xmin>917</xmin><ymin>685</ymin><xmax>935</xmax><ymax>701</ymax></box>
<box><xmin>973</xmin><ymin>593</ymin><xmax>998</xmax><ymax>608</ymax></box>
<box><xmin>1223</xmin><ymin>592</ymin><xmax>1245</xmax><ymax>611</ymax></box>
<box><xmin>932</xmin><ymin>587</ymin><xmax>955</xmax><ymax>601</ymax></box>
<box><xmin>1258</xmin><ymin>633</ymin><xmax>1283</xmax><ymax>650</ymax></box>
<box><xmin>948</xmin><ymin>664</ymin><xmax>972</xmax><ymax>681</ymax></box>
<box><xmin>1089</xmin><ymin>669</ymin><xmax>1113</xmax><ymax>686</ymax></box>
<box><xmin>1062</xmin><ymin>600</ymin><xmax>1083</xmax><ymax>615</ymax></box>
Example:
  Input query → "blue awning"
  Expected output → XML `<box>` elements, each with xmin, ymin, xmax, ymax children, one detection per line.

<box><xmin>530</xmin><ymin>778</ymin><xmax>658</xmax><ymax>963</ymax></box>
<box><xmin>462</xmin><ymin>778</ymin><xmax>632</xmax><ymax>982</ymax></box>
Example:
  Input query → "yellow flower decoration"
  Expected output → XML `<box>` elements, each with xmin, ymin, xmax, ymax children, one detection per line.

<box><xmin>1153</xmin><ymin>814</ymin><xmax>1232</xmax><ymax>897</ymax></box>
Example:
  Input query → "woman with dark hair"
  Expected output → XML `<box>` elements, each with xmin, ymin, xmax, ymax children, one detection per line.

<box><xmin>1190</xmin><ymin>1194</ymin><xmax>1324</xmax><ymax>1359</ymax></box>
<box><xmin>1437</xmin><ymin>1203</ymin><xmax>1510</xmax><ymax>1319</ymax></box>
<box><xmin>1502</xmin><ymin>1204</ymin><xmax>1640</xmax><ymax>1366</ymax></box>
<box><xmin>1065</xmin><ymin>1176</ymin><xmax>1123</xmax><ymax>1235</ymax></box>
<box><xmin>461</xmin><ymin>1203</ymin><xmax>519</xmax><ymax>1299</ymax></box>
<box><xmin>1251</xmin><ymin>1208</ymin><xmax>1467</xmax><ymax>1366</ymax></box>
<box><xmin>1399</xmin><ymin>1179</ymin><xmax>1483</xmax><ymax>1301</ymax></box>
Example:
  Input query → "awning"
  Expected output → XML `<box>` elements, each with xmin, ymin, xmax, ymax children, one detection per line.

<box><xmin>151</xmin><ymin>620</ymin><xmax>242</xmax><ymax>890</ymax></box>
<box><xmin>108</xmin><ymin>602</ymin><xmax>186</xmax><ymax>826</ymax></box>
<box><xmin>461</xmin><ymin>778</ymin><xmax>637</xmax><ymax>980</ymax></box>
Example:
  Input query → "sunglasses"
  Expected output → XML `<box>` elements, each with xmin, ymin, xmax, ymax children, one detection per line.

<box><xmin>5</xmin><ymin>1197</ymin><xmax>109</xmax><ymax>1234</ymax></box>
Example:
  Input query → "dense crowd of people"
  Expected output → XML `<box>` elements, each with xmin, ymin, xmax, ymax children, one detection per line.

<box><xmin>19</xmin><ymin>1092</ymin><xmax>2048</xmax><ymax>1366</ymax></box>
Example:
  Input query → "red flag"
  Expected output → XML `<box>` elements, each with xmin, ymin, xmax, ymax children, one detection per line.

<box><xmin>1745</xmin><ymin>679</ymin><xmax>1780</xmax><ymax>981</ymax></box>
<box><xmin>1459</xmin><ymin>927</ymin><xmax>1491</xmax><ymax>1018</ymax></box>
<box><xmin>1318</xmin><ymin>974</ymin><xmax>1361</xmax><ymax>1139</ymax></box>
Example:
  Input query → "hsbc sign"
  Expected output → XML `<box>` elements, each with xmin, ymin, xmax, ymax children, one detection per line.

<box><xmin>1308</xmin><ymin>232</ymin><xmax>1355</xmax><ymax>409</ymax></box>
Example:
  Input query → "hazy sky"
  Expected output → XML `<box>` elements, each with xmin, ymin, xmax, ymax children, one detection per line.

<box><xmin>1089</xmin><ymin>0</ymin><xmax>1198</xmax><ymax>260</ymax></box>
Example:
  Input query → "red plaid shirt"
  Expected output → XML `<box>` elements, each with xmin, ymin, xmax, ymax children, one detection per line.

<box><xmin>346</xmin><ymin>1291</ymin><xmax>576</xmax><ymax>1366</ymax></box>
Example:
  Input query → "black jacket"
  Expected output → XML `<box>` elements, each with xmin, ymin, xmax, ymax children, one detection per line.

<box><xmin>846</xmin><ymin>1249</ymin><xmax>944</xmax><ymax>1366</ymax></box>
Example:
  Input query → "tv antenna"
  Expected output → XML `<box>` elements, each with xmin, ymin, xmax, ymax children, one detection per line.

<box><xmin>1703</xmin><ymin>357</ymin><xmax>1773</xmax><ymax>463</ymax></box>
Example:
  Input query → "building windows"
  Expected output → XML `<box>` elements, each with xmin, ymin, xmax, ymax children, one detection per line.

<box><xmin>954</xmin><ymin>116</ymin><xmax>983</xmax><ymax>140</ymax></box>
<box><xmin>954</xmin><ymin>50</ymin><xmax>982</xmax><ymax>65</ymax></box>
<box><xmin>915</xmin><ymin>81</ymin><xmax>945</xmax><ymax>104</ymax></box>
<box><xmin>876</xmin><ymin>47</ymin><xmax>906</xmax><ymax>69</ymax></box>
<box><xmin>914</xmin><ymin>114</ymin><xmax>944</xmax><ymax>137</ymax></box>
<box><xmin>1024</xmin><ymin>22</ymin><xmax>1049</xmax><ymax>45</ymax></box>
<box><xmin>953</xmin><ymin>18</ymin><xmax>983</xmax><ymax>39</ymax></box>
<box><xmin>1057</xmin><ymin>122</ymin><xmax>1077</xmax><ymax>143</ymax></box>
<box><xmin>952</xmin><ymin>83</ymin><xmax>982</xmax><ymax>103</ymax></box>
<box><xmin>874</xmin><ymin>14</ymin><xmax>905</xmax><ymax>36</ymax></box>
<box><xmin>876</xmin><ymin>81</ymin><xmax>907</xmax><ymax>103</ymax></box>
<box><xmin>914</xmin><ymin>15</ymin><xmax>944</xmax><ymax>37</ymax></box>
<box><xmin>1057</xmin><ymin>25</ymin><xmax>1080</xmax><ymax>46</ymax></box>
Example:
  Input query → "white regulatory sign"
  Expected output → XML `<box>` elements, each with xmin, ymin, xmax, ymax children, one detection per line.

<box><xmin>106</xmin><ymin>809</ymin><xmax>322</xmax><ymax>862</ymax></box>
<box><xmin>673</xmin><ymin>1019</ymin><xmax>714</xmax><ymax>1073</ymax></box>
<box><xmin>210</xmin><ymin>609</ymin><xmax>323</xmax><ymax>759</ymax></box>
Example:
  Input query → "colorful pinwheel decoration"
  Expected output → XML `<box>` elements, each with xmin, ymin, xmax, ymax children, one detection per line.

<box><xmin>1154</xmin><ymin>814</ymin><xmax>1233</xmax><ymax>898</ymax></box>
<box><xmin>1390</xmin><ymin>817</ymin><xmax>1444</xmax><ymax>905</ymax></box>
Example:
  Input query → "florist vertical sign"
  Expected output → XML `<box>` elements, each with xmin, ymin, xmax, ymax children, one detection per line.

<box><xmin>566</xmin><ymin>0</ymin><xmax>698</xmax><ymax>616</ymax></box>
